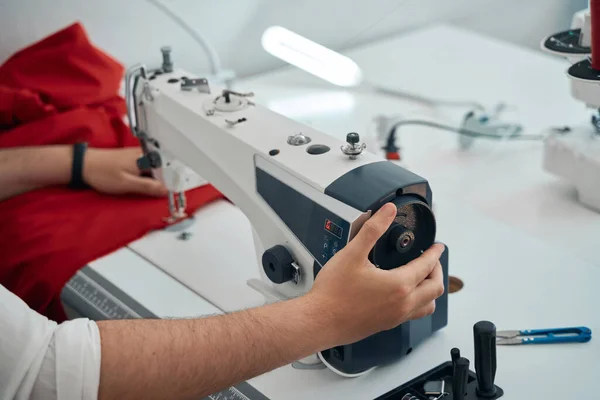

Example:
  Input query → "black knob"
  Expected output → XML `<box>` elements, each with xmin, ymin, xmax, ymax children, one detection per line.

<box><xmin>450</xmin><ymin>348</ymin><xmax>461</xmax><ymax>366</ymax></box>
<box><xmin>262</xmin><ymin>245</ymin><xmax>295</xmax><ymax>284</ymax></box>
<box><xmin>136</xmin><ymin>151</ymin><xmax>162</xmax><ymax>170</ymax></box>
<box><xmin>452</xmin><ymin>357</ymin><xmax>469</xmax><ymax>400</ymax></box>
<box><xmin>474</xmin><ymin>321</ymin><xmax>498</xmax><ymax>398</ymax></box>
<box><xmin>346</xmin><ymin>132</ymin><xmax>360</xmax><ymax>145</ymax></box>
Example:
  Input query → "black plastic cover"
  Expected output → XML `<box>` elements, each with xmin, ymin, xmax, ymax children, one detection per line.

<box><xmin>325</xmin><ymin>161</ymin><xmax>432</xmax><ymax>212</ymax></box>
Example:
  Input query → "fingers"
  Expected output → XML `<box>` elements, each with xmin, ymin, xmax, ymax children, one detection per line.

<box><xmin>347</xmin><ymin>203</ymin><xmax>397</xmax><ymax>258</ymax></box>
<box><xmin>125</xmin><ymin>175</ymin><xmax>169</xmax><ymax>197</ymax></box>
<box><xmin>396</xmin><ymin>243</ymin><xmax>445</xmax><ymax>288</ymax></box>
<box><xmin>412</xmin><ymin>261</ymin><xmax>445</xmax><ymax>307</ymax></box>
<box><xmin>409</xmin><ymin>301</ymin><xmax>437</xmax><ymax>321</ymax></box>
<box><xmin>121</xmin><ymin>148</ymin><xmax>145</xmax><ymax>174</ymax></box>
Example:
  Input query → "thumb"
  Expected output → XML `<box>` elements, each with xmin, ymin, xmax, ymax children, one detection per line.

<box><xmin>347</xmin><ymin>203</ymin><xmax>397</xmax><ymax>259</ymax></box>
<box><xmin>394</xmin><ymin>243</ymin><xmax>445</xmax><ymax>288</ymax></box>
<box><xmin>125</xmin><ymin>175</ymin><xmax>169</xmax><ymax>197</ymax></box>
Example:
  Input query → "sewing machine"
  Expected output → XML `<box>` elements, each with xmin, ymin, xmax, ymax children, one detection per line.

<box><xmin>120</xmin><ymin>59</ymin><xmax>449</xmax><ymax>377</ymax></box>
<box><xmin>541</xmin><ymin>5</ymin><xmax>600</xmax><ymax>212</ymax></box>
<box><xmin>59</xmin><ymin>25</ymin><xmax>600</xmax><ymax>399</ymax></box>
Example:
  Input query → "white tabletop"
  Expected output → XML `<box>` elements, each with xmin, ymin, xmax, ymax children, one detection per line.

<box><xmin>248</xmin><ymin>197</ymin><xmax>600</xmax><ymax>400</ymax></box>
<box><xmin>236</xmin><ymin>24</ymin><xmax>600</xmax><ymax>266</ymax></box>
<box><xmin>91</xmin><ymin>196</ymin><xmax>600</xmax><ymax>399</ymax></box>
<box><xmin>88</xmin><ymin>24</ymin><xmax>600</xmax><ymax>399</ymax></box>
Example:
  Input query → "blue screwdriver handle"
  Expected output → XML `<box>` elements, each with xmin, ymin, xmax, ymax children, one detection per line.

<box><xmin>521</xmin><ymin>326</ymin><xmax>592</xmax><ymax>336</ymax></box>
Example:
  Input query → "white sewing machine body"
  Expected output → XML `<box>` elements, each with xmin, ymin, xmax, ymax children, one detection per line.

<box><xmin>126</xmin><ymin>65</ymin><xmax>448</xmax><ymax>376</ymax></box>
<box><xmin>541</xmin><ymin>7</ymin><xmax>600</xmax><ymax>212</ymax></box>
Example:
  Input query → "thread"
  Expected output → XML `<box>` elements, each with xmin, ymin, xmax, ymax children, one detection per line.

<box><xmin>592</xmin><ymin>0</ymin><xmax>600</xmax><ymax>69</ymax></box>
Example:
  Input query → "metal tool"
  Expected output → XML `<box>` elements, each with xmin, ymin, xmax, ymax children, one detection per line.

<box><xmin>496</xmin><ymin>326</ymin><xmax>592</xmax><ymax>345</ymax></box>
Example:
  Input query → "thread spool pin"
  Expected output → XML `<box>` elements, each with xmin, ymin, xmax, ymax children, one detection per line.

<box><xmin>161</xmin><ymin>46</ymin><xmax>174</xmax><ymax>73</ymax></box>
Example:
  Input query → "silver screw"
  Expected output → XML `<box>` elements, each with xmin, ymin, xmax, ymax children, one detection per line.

<box><xmin>176</xmin><ymin>232</ymin><xmax>192</xmax><ymax>241</ymax></box>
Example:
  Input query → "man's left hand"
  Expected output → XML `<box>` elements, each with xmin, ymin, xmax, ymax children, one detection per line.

<box><xmin>83</xmin><ymin>148</ymin><xmax>168</xmax><ymax>197</ymax></box>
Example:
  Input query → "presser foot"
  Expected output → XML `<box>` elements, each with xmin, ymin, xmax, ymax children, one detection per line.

<box><xmin>164</xmin><ymin>191</ymin><xmax>188</xmax><ymax>223</ymax></box>
<box><xmin>162</xmin><ymin>212</ymin><xmax>188</xmax><ymax>225</ymax></box>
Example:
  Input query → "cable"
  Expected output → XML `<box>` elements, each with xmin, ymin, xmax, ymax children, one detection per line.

<box><xmin>372</xmin><ymin>84</ymin><xmax>487</xmax><ymax>111</ymax></box>
<box><xmin>145</xmin><ymin>0</ymin><xmax>222</xmax><ymax>76</ymax></box>
<box><xmin>387</xmin><ymin>119</ymin><xmax>545</xmax><ymax>141</ymax></box>
<box><xmin>381</xmin><ymin>119</ymin><xmax>545</xmax><ymax>158</ymax></box>
<box><xmin>317</xmin><ymin>351</ymin><xmax>375</xmax><ymax>378</ymax></box>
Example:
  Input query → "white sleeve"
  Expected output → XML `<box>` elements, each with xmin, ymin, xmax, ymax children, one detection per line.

<box><xmin>0</xmin><ymin>284</ymin><xmax>101</xmax><ymax>400</ymax></box>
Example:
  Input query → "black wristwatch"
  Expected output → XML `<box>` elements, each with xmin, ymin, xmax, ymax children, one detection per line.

<box><xmin>68</xmin><ymin>142</ymin><xmax>89</xmax><ymax>189</ymax></box>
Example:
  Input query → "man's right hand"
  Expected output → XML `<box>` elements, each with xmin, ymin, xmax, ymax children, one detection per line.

<box><xmin>92</xmin><ymin>203</ymin><xmax>444</xmax><ymax>400</ymax></box>
<box><xmin>307</xmin><ymin>202</ymin><xmax>445</xmax><ymax>347</ymax></box>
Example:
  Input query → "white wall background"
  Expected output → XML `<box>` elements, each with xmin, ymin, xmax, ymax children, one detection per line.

<box><xmin>0</xmin><ymin>0</ymin><xmax>586</xmax><ymax>78</ymax></box>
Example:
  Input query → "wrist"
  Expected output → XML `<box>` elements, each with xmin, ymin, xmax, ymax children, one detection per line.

<box><xmin>292</xmin><ymin>294</ymin><xmax>341</xmax><ymax>351</ymax></box>
<box><xmin>35</xmin><ymin>145</ymin><xmax>73</xmax><ymax>185</ymax></box>
<box><xmin>69</xmin><ymin>143</ymin><xmax>89</xmax><ymax>189</ymax></box>
<box><xmin>81</xmin><ymin>148</ymin><xmax>98</xmax><ymax>186</ymax></box>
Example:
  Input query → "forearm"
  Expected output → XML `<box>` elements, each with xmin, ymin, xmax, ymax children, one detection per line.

<box><xmin>0</xmin><ymin>146</ymin><xmax>72</xmax><ymax>201</ymax></box>
<box><xmin>97</xmin><ymin>295</ymin><xmax>335</xmax><ymax>400</ymax></box>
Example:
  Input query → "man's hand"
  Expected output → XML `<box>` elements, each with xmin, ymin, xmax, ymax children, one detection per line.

<box><xmin>307</xmin><ymin>202</ymin><xmax>445</xmax><ymax>346</ymax></box>
<box><xmin>0</xmin><ymin>146</ymin><xmax>168</xmax><ymax>201</ymax></box>
<box><xmin>84</xmin><ymin>148</ymin><xmax>168</xmax><ymax>197</ymax></box>
<box><xmin>96</xmin><ymin>203</ymin><xmax>445</xmax><ymax>400</ymax></box>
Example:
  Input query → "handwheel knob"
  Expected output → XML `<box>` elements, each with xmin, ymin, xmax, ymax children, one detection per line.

<box><xmin>262</xmin><ymin>245</ymin><xmax>297</xmax><ymax>284</ymax></box>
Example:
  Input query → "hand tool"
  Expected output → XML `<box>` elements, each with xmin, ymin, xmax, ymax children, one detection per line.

<box><xmin>474</xmin><ymin>321</ymin><xmax>497</xmax><ymax>397</ymax></box>
<box><xmin>496</xmin><ymin>326</ymin><xmax>592</xmax><ymax>345</ymax></box>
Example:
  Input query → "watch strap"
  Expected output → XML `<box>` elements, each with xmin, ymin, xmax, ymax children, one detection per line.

<box><xmin>69</xmin><ymin>142</ymin><xmax>89</xmax><ymax>189</ymax></box>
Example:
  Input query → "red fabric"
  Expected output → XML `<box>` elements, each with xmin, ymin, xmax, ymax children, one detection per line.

<box><xmin>0</xmin><ymin>23</ymin><xmax>224</xmax><ymax>321</ymax></box>
<box><xmin>592</xmin><ymin>0</ymin><xmax>600</xmax><ymax>69</ymax></box>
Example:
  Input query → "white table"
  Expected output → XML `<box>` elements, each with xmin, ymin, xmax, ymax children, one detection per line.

<box><xmin>90</xmin><ymin>197</ymin><xmax>600</xmax><ymax>399</ymax></box>
<box><xmin>87</xmin><ymin>24</ymin><xmax>600</xmax><ymax>399</ymax></box>
<box><xmin>236</xmin><ymin>24</ymin><xmax>600</xmax><ymax>266</ymax></box>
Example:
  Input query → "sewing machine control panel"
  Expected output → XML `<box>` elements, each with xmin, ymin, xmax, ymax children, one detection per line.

<box><xmin>299</xmin><ymin>210</ymin><xmax>352</xmax><ymax>267</ymax></box>
<box><xmin>321</xmin><ymin>218</ymin><xmax>344</xmax><ymax>262</ymax></box>
<box><xmin>255</xmin><ymin>166</ymin><xmax>351</xmax><ymax>267</ymax></box>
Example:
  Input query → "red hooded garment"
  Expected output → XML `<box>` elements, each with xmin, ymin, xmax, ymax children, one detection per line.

<box><xmin>0</xmin><ymin>23</ymin><xmax>224</xmax><ymax>322</ymax></box>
